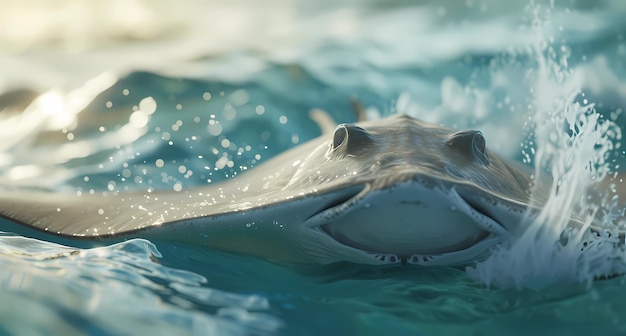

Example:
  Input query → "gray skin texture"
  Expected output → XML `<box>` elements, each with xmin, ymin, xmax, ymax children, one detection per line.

<box><xmin>0</xmin><ymin>114</ymin><xmax>561</xmax><ymax>265</ymax></box>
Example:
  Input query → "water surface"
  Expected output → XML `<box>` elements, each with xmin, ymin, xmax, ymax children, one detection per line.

<box><xmin>1</xmin><ymin>0</ymin><xmax>626</xmax><ymax>335</ymax></box>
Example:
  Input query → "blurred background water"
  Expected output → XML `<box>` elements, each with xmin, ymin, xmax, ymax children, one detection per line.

<box><xmin>1</xmin><ymin>0</ymin><xmax>626</xmax><ymax>335</ymax></box>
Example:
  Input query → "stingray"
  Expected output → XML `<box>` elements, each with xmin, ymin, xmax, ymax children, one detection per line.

<box><xmin>0</xmin><ymin>111</ymin><xmax>617</xmax><ymax>266</ymax></box>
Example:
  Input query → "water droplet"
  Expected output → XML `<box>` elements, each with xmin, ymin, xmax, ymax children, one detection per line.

<box><xmin>173</xmin><ymin>182</ymin><xmax>182</xmax><ymax>192</ymax></box>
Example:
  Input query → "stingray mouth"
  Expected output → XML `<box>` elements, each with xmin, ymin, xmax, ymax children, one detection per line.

<box><xmin>457</xmin><ymin>193</ymin><xmax>501</xmax><ymax>227</ymax></box>
<box><xmin>307</xmin><ymin>180</ymin><xmax>508</xmax><ymax>264</ymax></box>
<box><xmin>454</xmin><ymin>183</ymin><xmax>523</xmax><ymax>235</ymax></box>
<box><xmin>311</xmin><ymin>188</ymin><xmax>363</xmax><ymax>218</ymax></box>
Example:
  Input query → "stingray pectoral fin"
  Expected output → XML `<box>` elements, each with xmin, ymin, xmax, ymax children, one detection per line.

<box><xmin>0</xmin><ymin>191</ymin><xmax>164</xmax><ymax>245</ymax></box>
<box><xmin>127</xmin><ymin>184</ymin><xmax>368</xmax><ymax>263</ymax></box>
<box><xmin>0</xmin><ymin>184</ymin><xmax>370</xmax><ymax>263</ymax></box>
<box><xmin>0</xmin><ymin>189</ymin><xmax>245</xmax><ymax>241</ymax></box>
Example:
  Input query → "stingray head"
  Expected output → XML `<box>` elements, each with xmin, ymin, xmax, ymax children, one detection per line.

<box><xmin>291</xmin><ymin>114</ymin><xmax>536</xmax><ymax>266</ymax></box>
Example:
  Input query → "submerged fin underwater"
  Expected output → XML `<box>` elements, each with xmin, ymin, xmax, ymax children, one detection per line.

<box><xmin>1</xmin><ymin>0</ymin><xmax>626</xmax><ymax>335</ymax></box>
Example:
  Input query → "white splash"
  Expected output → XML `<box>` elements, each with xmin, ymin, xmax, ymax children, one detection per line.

<box><xmin>468</xmin><ymin>3</ymin><xmax>625</xmax><ymax>289</ymax></box>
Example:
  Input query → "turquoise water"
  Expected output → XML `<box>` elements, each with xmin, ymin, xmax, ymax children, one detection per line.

<box><xmin>1</xmin><ymin>0</ymin><xmax>626</xmax><ymax>334</ymax></box>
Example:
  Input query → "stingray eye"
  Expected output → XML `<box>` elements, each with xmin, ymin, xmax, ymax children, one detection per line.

<box><xmin>332</xmin><ymin>125</ymin><xmax>348</xmax><ymax>150</ymax></box>
<box><xmin>447</xmin><ymin>130</ymin><xmax>489</xmax><ymax>165</ymax></box>
<box><xmin>329</xmin><ymin>124</ymin><xmax>374</xmax><ymax>158</ymax></box>
<box><xmin>473</xmin><ymin>132</ymin><xmax>486</xmax><ymax>156</ymax></box>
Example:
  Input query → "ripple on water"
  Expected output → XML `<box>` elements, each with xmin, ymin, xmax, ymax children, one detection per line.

<box><xmin>0</xmin><ymin>234</ymin><xmax>283</xmax><ymax>335</ymax></box>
